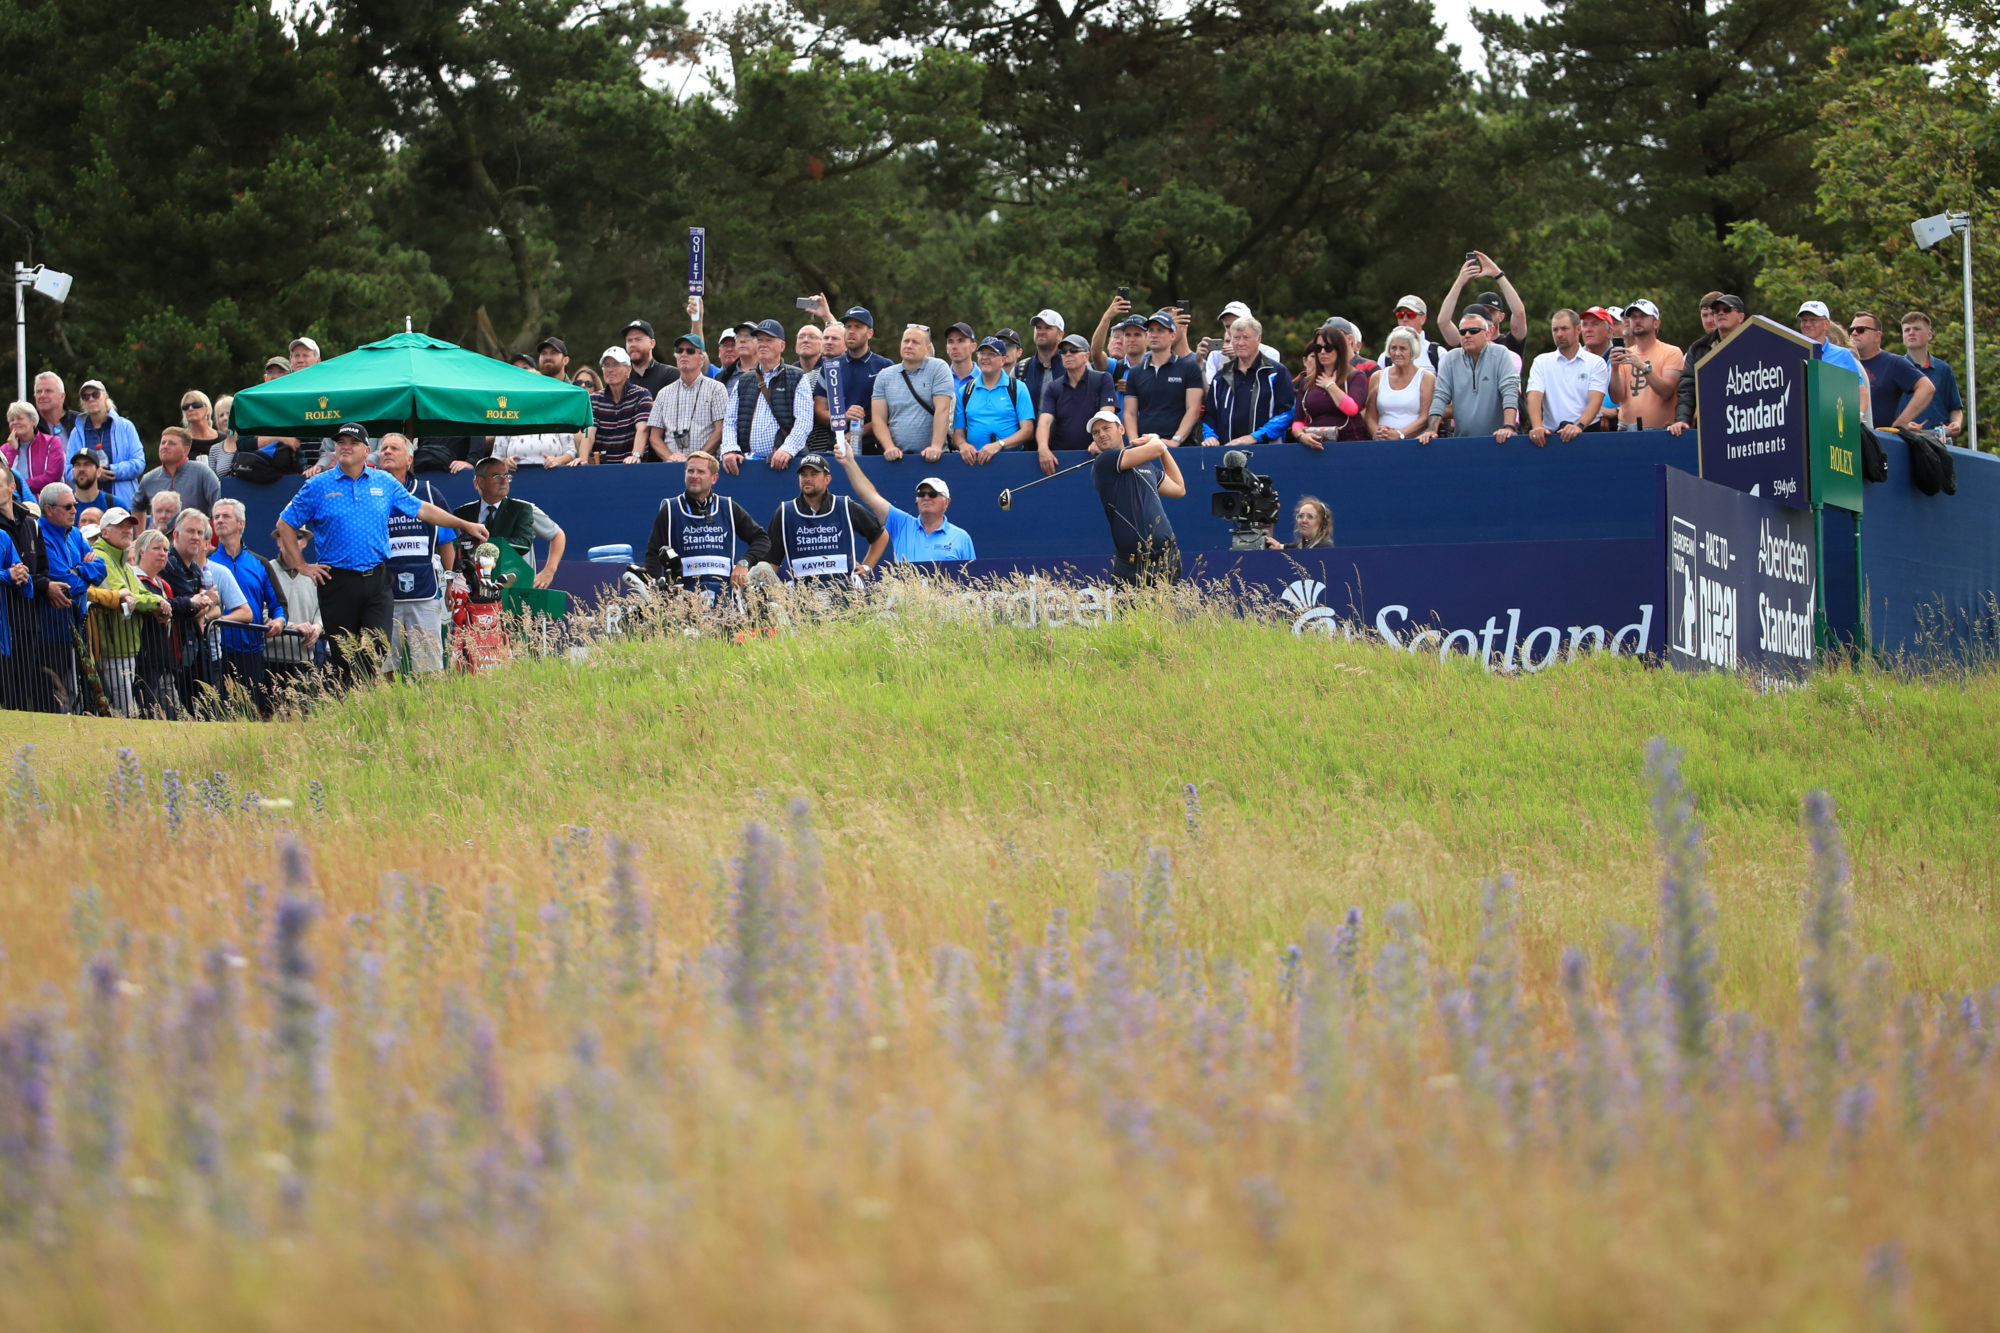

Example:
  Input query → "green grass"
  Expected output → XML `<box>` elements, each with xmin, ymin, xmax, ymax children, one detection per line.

<box><xmin>9</xmin><ymin>595</ymin><xmax>1997</xmax><ymax>1016</ymax></box>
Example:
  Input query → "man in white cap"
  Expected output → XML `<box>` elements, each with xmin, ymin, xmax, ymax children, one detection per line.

<box><xmin>830</xmin><ymin>444</ymin><xmax>976</xmax><ymax>562</ymax></box>
<box><xmin>587</xmin><ymin>345</ymin><xmax>654</xmax><ymax>464</ymax></box>
<box><xmin>1202</xmin><ymin>301</ymin><xmax>1280</xmax><ymax>383</ymax></box>
<box><xmin>1608</xmin><ymin>298</ymin><xmax>1683</xmax><ymax>431</ymax></box>
<box><xmin>1795</xmin><ymin>300</ymin><xmax>1872</xmax><ymax>421</ymax></box>
<box><xmin>1019</xmin><ymin>309</ymin><xmax>1067</xmax><ymax>413</ymax></box>
<box><xmin>1389</xmin><ymin>295</ymin><xmax>1439</xmax><ymax>369</ymax></box>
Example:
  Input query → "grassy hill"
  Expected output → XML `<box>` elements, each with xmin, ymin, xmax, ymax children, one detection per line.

<box><xmin>0</xmin><ymin>595</ymin><xmax>1995</xmax><ymax>1328</ymax></box>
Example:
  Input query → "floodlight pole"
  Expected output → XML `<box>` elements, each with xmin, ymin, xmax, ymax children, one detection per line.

<box><xmin>12</xmin><ymin>262</ymin><xmax>26</xmax><ymax>405</ymax></box>
<box><xmin>1957</xmin><ymin>214</ymin><xmax>1977</xmax><ymax>452</ymax></box>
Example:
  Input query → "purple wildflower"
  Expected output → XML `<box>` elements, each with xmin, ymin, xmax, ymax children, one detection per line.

<box><xmin>1645</xmin><ymin>739</ymin><xmax>1717</xmax><ymax>1070</ymax></box>
<box><xmin>1183</xmin><ymin>782</ymin><xmax>1204</xmax><ymax>844</ymax></box>
<box><xmin>75</xmin><ymin>953</ymin><xmax>126</xmax><ymax>1189</ymax></box>
<box><xmin>1800</xmin><ymin>790</ymin><xmax>1855</xmax><ymax>1096</ymax></box>
<box><xmin>162</xmin><ymin>768</ymin><xmax>184</xmax><ymax>836</ymax></box>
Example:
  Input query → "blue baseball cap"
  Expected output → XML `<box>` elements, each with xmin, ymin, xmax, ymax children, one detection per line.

<box><xmin>753</xmin><ymin>318</ymin><xmax>786</xmax><ymax>339</ymax></box>
<box><xmin>1144</xmin><ymin>310</ymin><xmax>1177</xmax><ymax>329</ymax></box>
<box><xmin>976</xmin><ymin>336</ymin><xmax>1008</xmax><ymax>356</ymax></box>
<box><xmin>841</xmin><ymin>306</ymin><xmax>874</xmax><ymax>328</ymax></box>
<box><xmin>1114</xmin><ymin>314</ymin><xmax>1147</xmax><ymax>331</ymax></box>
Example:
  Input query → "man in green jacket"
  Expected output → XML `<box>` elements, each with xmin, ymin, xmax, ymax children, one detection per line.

<box><xmin>86</xmin><ymin>507</ymin><xmax>166</xmax><ymax>716</ymax></box>
<box><xmin>451</xmin><ymin>457</ymin><xmax>567</xmax><ymax>590</ymax></box>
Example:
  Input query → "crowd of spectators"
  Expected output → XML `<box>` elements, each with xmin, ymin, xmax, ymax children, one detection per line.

<box><xmin>4</xmin><ymin>253</ymin><xmax>1969</xmax><ymax>716</ymax></box>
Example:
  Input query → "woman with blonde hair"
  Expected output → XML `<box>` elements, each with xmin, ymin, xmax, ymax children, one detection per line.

<box><xmin>180</xmin><ymin>390</ymin><xmax>224</xmax><ymax>460</ymax></box>
<box><xmin>1366</xmin><ymin>328</ymin><xmax>1437</xmax><ymax>439</ymax></box>
<box><xmin>1264</xmin><ymin>495</ymin><xmax>1334</xmax><ymax>549</ymax></box>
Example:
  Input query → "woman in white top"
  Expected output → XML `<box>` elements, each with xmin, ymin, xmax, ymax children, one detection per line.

<box><xmin>487</xmin><ymin>430</ymin><xmax>584</xmax><ymax>467</ymax></box>
<box><xmin>1366</xmin><ymin>327</ymin><xmax>1436</xmax><ymax>440</ymax></box>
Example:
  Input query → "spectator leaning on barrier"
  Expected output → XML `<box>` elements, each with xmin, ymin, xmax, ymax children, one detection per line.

<box><xmin>953</xmin><ymin>337</ymin><xmax>1037</xmax><ymax>464</ymax></box>
<box><xmin>587</xmin><ymin>346</ymin><xmax>654</xmax><ymax>465</ymax></box>
<box><xmin>85</xmin><ymin>506</ymin><xmax>164</xmax><ymax>717</ymax></box>
<box><xmin>870</xmin><ymin>326</ymin><xmax>955</xmax><ymax>464</ymax></box>
<box><xmin>1439</xmin><ymin>253</ymin><xmax>1528</xmax><ymax>358</ymax></box>
<box><xmin>130</xmin><ymin>528</ymin><xmax>182</xmax><ymax>718</ymax></box>
<box><xmin>1795</xmin><ymin>300</ymin><xmax>1873</xmax><ymax>424</ymax></box>
<box><xmin>166</xmin><ymin>509</ymin><xmax>247</xmax><ymax>712</ymax></box>
<box><xmin>378</xmin><ymin>434</ymin><xmax>452</xmax><ymax>676</ymax></box>
<box><xmin>1293</xmin><ymin>324</ymin><xmax>1368</xmax><ymax>447</ymax></box>
<box><xmin>754</xmin><ymin>451</ymin><xmax>888</xmax><ymax>587</ymax></box>
<box><xmin>5</xmin><ymin>401</ymin><xmax>65</xmax><ymax>498</ymax></box>
<box><xmin>1037</xmin><ymin>333</ymin><xmax>1118</xmax><ymax>467</ymax></box>
<box><xmin>455</xmin><ymin>457</ymin><xmax>566</xmax><ymax>589</ymax></box>
<box><xmin>277</xmin><ymin>422</ymin><xmax>488</xmax><ymax>688</ymax></box>
<box><xmin>1367</xmin><ymin>328</ymin><xmax>1437</xmax><ymax>440</ymax></box>
<box><xmin>1525</xmin><ymin>310</ymin><xmax>1610</xmax><ymax>445</ymax></box>
<box><xmin>263</xmin><ymin>524</ymin><xmax>326</xmax><ymax>696</ymax></box>
<box><xmin>648</xmin><ymin>333</ymin><xmax>729</xmax><ymax>461</ymax></box>
<box><xmin>1124</xmin><ymin>311</ymin><xmax>1205</xmax><ymax>447</ymax></box>
<box><xmin>1609</xmin><ymin>299</ymin><xmax>1683</xmax><ymax>431</ymax></box>
<box><xmin>1849</xmin><ymin>312</ymin><xmax>1935</xmax><ymax>432</ymax></box>
<box><xmin>1671</xmin><ymin>294</ymin><xmax>1746</xmax><ymax>436</ymax></box>
<box><xmin>65</xmin><ymin>380</ymin><xmax>144</xmax><ymax>509</ymax></box>
<box><xmin>209</xmin><ymin>498</ymin><xmax>289</xmax><ymax>716</ymax></box>
<box><xmin>643</xmin><ymin>448</ymin><xmax>771</xmax><ymax>599</ymax></box>
<box><xmin>135</xmin><ymin>426</ymin><xmax>221</xmax><ymax>517</ymax></box>
<box><xmin>790</xmin><ymin>324</ymin><xmax>840</xmax><ymax>457</ymax></box>
<box><xmin>1578</xmin><ymin>307</ymin><xmax>1622</xmax><ymax>429</ymax></box>
<box><xmin>1264</xmin><ymin>495</ymin><xmax>1334</xmax><ymax>551</ymax></box>
<box><xmin>1421</xmin><ymin>307</ymin><xmax>1520</xmax><ymax>442</ymax></box>
<box><xmin>0</xmin><ymin>469</ymin><xmax>37</xmax><ymax>709</ymax></box>
<box><xmin>34</xmin><ymin>372</ymin><xmax>75</xmax><ymax>442</ymax></box>
<box><xmin>1089</xmin><ymin>408</ymin><xmax>1184</xmax><ymax>586</ymax></box>
<box><xmin>1900</xmin><ymin>312</ymin><xmax>1965</xmax><ymax>440</ymax></box>
<box><xmin>722</xmin><ymin>319</ymin><xmax>814</xmax><ymax>475</ymax></box>
<box><xmin>33</xmin><ymin>481</ymin><xmax>107</xmax><ymax>709</ymax></box>
<box><xmin>1201</xmin><ymin>316</ymin><xmax>1295</xmax><ymax>446</ymax></box>
<box><xmin>623</xmin><ymin>320</ymin><xmax>674</xmax><ymax>396</ymax></box>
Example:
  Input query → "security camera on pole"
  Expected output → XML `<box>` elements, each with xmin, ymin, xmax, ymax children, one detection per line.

<box><xmin>13</xmin><ymin>262</ymin><xmax>75</xmax><ymax>403</ymax></box>
<box><xmin>1911</xmin><ymin>210</ymin><xmax>1976</xmax><ymax>452</ymax></box>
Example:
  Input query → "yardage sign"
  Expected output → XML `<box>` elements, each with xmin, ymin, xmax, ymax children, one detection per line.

<box><xmin>1695</xmin><ymin>317</ymin><xmax>1814</xmax><ymax>509</ymax></box>
<box><xmin>1662</xmin><ymin>466</ymin><xmax>1816</xmax><ymax>675</ymax></box>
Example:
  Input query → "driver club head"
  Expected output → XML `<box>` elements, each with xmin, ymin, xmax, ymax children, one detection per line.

<box><xmin>997</xmin><ymin>489</ymin><xmax>1012</xmax><ymax>511</ymax></box>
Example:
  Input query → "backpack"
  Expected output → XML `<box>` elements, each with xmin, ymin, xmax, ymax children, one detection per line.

<box><xmin>1899</xmin><ymin>426</ymin><xmax>1957</xmax><ymax>497</ymax></box>
<box><xmin>1860</xmin><ymin>428</ymin><xmax>1888</xmax><ymax>484</ymax></box>
<box><xmin>231</xmin><ymin>443</ymin><xmax>298</xmax><ymax>484</ymax></box>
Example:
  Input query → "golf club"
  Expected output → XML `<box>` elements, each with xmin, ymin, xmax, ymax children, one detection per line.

<box><xmin>997</xmin><ymin>455</ymin><xmax>1097</xmax><ymax>510</ymax></box>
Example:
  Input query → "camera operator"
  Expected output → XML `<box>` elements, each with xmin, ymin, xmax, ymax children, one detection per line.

<box><xmin>1263</xmin><ymin>496</ymin><xmax>1333</xmax><ymax>550</ymax></box>
<box><xmin>1088</xmin><ymin>408</ymin><xmax>1185</xmax><ymax>586</ymax></box>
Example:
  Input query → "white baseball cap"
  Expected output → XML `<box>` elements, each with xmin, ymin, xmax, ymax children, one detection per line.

<box><xmin>1797</xmin><ymin>300</ymin><xmax>1831</xmax><ymax>319</ymax></box>
<box><xmin>1394</xmin><ymin>294</ymin><xmax>1427</xmax><ymax>315</ymax></box>
<box><xmin>600</xmin><ymin>345</ymin><xmax>632</xmax><ymax>366</ymax></box>
<box><xmin>1088</xmin><ymin>407</ymin><xmax>1121</xmax><ymax>427</ymax></box>
<box><xmin>1219</xmin><ymin>301</ymin><xmax>1253</xmax><ymax>322</ymax></box>
<box><xmin>289</xmin><ymin>335</ymin><xmax>320</xmax><ymax>355</ymax></box>
<box><xmin>1031</xmin><ymin>309</ymin><xmax>1066</xmax><ymax>332</ymax></box>
<box><xmin>97</xmin><ymin>506</ymin><xmax>136</xmax><ymax>528</ymax></box>
<box><xmin>916</xmin><ymin>476</ymin><xmax>950</xmax><ymax>499</ymax></box>
<box><xmin>1625</xmin><ymin>298</ymin><xmax>1661</xmax><ymax>319</ymax></box>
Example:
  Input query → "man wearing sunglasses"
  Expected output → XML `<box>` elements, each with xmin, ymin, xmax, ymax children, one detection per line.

<box><xmin>29</xmin><ymin>482</ymin><xmax>107</xmax><ymax>710</ymax></box>
<box><xmin>64</xmin><ymin>379</ymin><xmax>145</xmax><ymax>509</ymax></box>
<box><xmin>1420</xmin><ymin>308</ymin><xmax>1520</xmax><ymax>443</ymax></box>
<box><xmin>1670</xmin><ymin>294</ymin><xmax>1747</xmax><ymax>436</ymax></box>
<box><xmin>832</xmin><ymin>444</ymin><xmax>976</xmax><ymax>563</ymax></box>
<box><xmin>1389</xmin><ymin>296</ymin><xmax>1440</xmax><ymax>369</ymax></box>
<box><xmin>1848</xmin><ymin>312</ymin><xmax>1935</xmax><ymax>433</ymax></box>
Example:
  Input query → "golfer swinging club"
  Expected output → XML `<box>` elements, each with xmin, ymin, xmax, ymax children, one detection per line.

<box><xmin>276</xmin><ymin>422</ymin><xmax>489</xmax><ymax>686</ymax></box>
<box><xmin>1087</xmin><ymin>407</ymin><xmax>1185</xmax><ymax>585</ymax></box>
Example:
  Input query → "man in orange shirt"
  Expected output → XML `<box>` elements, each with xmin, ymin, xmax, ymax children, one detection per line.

<box><xmin>1608</xmin><ymin>298</ymin><xmax>1684</xmax><ymax>430</ymax></box>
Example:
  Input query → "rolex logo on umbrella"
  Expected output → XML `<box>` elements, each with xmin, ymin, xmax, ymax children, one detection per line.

<box><xmin>319</xmin><ymin>396</ymin><xmax>329</xmax><ymax>408</ymax></box>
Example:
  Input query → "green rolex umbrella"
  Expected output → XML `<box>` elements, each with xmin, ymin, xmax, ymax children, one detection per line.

<box><xmin>227</xmin><ymin>331</ymin><xmax>593</xmax><ymax>435</ymax></box>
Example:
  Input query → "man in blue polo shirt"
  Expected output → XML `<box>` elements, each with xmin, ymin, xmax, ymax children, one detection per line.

<box><xmin>834</xmin><ymin>306</ymin><xmax>895</xmax><ymax>450</ymax></box>
<box><xmin>1848</xmin><ymin>311</ymin><xmax>1935</xmax><ymax>431</ymax></box>
<box><xmin>1796</xmin><ymin>300</ymin><xmax>1873</xmax><ymax>424</ymax></box>
<box><xmin>952</xmin><ymin>337</ymin><xmax>1036</xmax><ymax>463</ymax></box>
<box><xmin>832</xmin><ymin>445</ymin><xmax>976</xmax><ymax>563</ymax></box>
<box><xmin>1900</xmin><ymin>311</ymin><xmax>1965</xmax><ymax>440</ymax></box>
<box><xmin>1037</xmin><ymin>334</ymin><xmax>1118</xmax><ymax>468</ymax></box>
<box><xmin>1122</xmin><ymin>311</ymin><xmax>1205</xmax><ymax>446</ymax></box>
<box><xmin>275</xmin><ymin>422</ymin><xmax>487</xmax><ymax>688</ymax></box>
<box><xmin>208</xmin><ymin>498</ymin><xmax>288</xmax><ymax>716</ymax></box>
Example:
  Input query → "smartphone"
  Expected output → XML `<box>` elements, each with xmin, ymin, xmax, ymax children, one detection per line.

<box><xmin>795</xmin><ymin>297</ymin><xmax>817</xmax><ymax>310</ymax></box>
<box><xmin>1117</xmin><ymin>286</ymin><xmax>1131</xmax><ymax>300</ymax></box>
<box><xmin>1175</xmin><ymin>297</ymin><xmax>1189</xmax><ymax>313</ymax></box>
<box><xmin>1612</xmin><ymin>336</ymin><xmax>1626</xmax><ymax>350</ymax></box>
<box><xmin>1465</xmin><ymin>251</ymin><xmax>1478</xmax><ymax>263</ymax></box>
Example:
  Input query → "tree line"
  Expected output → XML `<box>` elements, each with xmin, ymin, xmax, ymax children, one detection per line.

<box><xmin>3</xmin><ymin>0</ymin><xmax>1992</xmax><ymax>446</ymax></box>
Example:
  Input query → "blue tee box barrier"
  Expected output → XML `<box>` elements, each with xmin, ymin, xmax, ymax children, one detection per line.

<box><xmin>224</xmin><ymin>430</ymin><xmax>1998</xmax><ymax>661</ymax></box>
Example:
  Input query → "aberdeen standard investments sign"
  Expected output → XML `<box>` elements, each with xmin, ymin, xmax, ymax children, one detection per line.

<box><xmin>1695</xmin><ymin>317</ymin><xmax>1815</xmax><ymax>509</ymax></box>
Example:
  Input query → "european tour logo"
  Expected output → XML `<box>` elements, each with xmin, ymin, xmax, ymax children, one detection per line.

<box><xmin>486</xmin><ymin>394</ymin><xmax>521</xmax><ymax>422</ymax></box>
<box><xmin>303</xmin><ymin>394</ymin><xmax>342</xmax><ymax>422</ymax></box>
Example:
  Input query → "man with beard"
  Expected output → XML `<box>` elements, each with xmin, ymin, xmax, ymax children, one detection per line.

<box><xmin>752</xmin><ymin>452</ymin><xmax>887</xmax><ymax>588</ymax></box>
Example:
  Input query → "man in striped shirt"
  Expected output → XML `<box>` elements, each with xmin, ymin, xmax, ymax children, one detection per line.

<box><xmin>588</xmin><ymin>347</ymin><xmax>655</xmax><ymax>464</ymax></box>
